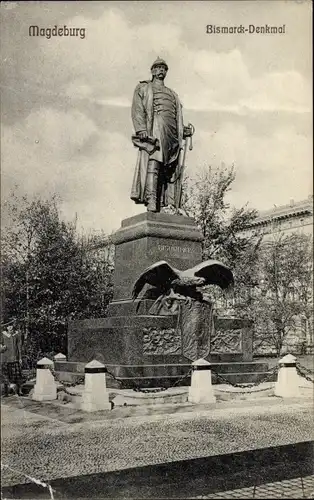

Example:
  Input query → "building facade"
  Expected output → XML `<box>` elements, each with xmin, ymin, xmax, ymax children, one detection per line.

<box><xmin>239</xmin><ymin>195</ymin><xmax>313</xmax><ymax>241</ymax></box>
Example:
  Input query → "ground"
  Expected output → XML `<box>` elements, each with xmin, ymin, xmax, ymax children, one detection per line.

<box><xmin>1</xmin><ymin>393</ymin><xmax>313</xmax><ymax>499</ymax></box>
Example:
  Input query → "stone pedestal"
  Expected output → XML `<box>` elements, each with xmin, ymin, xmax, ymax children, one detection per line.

<box><xmin>110</xmin><ymin>212</ymin><xmax>203</xmax><ymax>301</ymax></box>
<box><xmin>68</xmin><ymin>212</ymin><xmax>203</xmax><ymax>367</ymax></box>
<box><xmin>67</xmin><ymin>212</ymin><xmax>255</xmax><ymax>388</ymax></box>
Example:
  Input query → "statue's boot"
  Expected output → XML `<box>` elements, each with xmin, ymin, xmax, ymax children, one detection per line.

<box><xmin>146</xmin><ymin>161</ymin><xmax>159</xmax><ymax>212</ymax></box>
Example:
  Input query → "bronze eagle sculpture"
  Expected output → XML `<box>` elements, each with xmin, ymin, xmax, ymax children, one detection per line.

<box><xmin>132</xmin><ymin>259</ymin><xmax>234</xmax><ymax>360</ymax></box>
<box><xmin>132</xmin><ymin>259</ymin><xmax>234</xmax><ymax>308</ymax></box>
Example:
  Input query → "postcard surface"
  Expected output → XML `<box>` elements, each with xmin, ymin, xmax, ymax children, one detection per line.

<box><xmin>1</xmin><ymin>1</ymin><xmax>313</xmax><ymax>499</ymax></box>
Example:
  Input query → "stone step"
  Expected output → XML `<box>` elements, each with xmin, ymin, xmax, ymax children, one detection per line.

<box><xmin>53</xmin><ymin>359</ymin><xmax>273</xmax><ymax>390</ymax></box>
<box><xmin>62</xmin><ymin>385</ymin><xmax>276</xmax><ymax>408</ymax></box>
<box><xmin>54</xmin><ymin>369</ymin><xmax>275</xmax><ymax>390</ymax></box>
<box><xmin>211</xmin><ymin>371</ymin><xmax>276</xmax><ymax>385</ymax></box>
<box><xmin>54</xmin><ymin>360</ymin><xmax>269</xmax><ymax>376</ymax></box>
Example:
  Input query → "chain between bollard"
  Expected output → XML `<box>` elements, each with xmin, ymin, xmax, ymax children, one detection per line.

<box><xmin>50</xmin><ymin>368</ymin><xmax>84</xmax><ymax>395</ymax></box>
<box><xmin>26</xmin><ymin>359</ymin><xmax>314</xmax><ymax>400</ymax></box>
<box><xmin>168</xmin><ymin>368</ymin><xmax>192</xmax><ymax>389</ymax></box>
<box><xmin>133</xmin><ymin>386</ymin><xmax>168</xmax><ymax>393</ymax></box>
<box><xmin>44</xmin><ymin>362</ymin><xmax>314</xmax><ymax>398</ymax></box>
<box><xmin>49</xmin><ymin>361</ymin><xmax>314</xmax><ymax>394</ymax></box>
<box><xmin>211</xmin><ymin>365</ymin><xmax>279</xmax><ymax>393</ymax></box>
<box><xmin>296</xmin><ymin>362</ymin><xmax>314</xmax><ymax>375</ymax></box>
<box><xmin>104</xmin><ymin>368</ymin><xmax>147</xmax><ymax>391</ymax></box>
<box><xmin>296</xmin><ymin>364</ymin><xmax>314</xmax><ymax>384</ymax></box>
<box><xmin>106</xmin><ymin>364</ymin><xmax>278</xmax><ymax>394</ymax></box>
<box><xmin>106</xmin><ymin>367</ymin><xmax>192</xmax><ymax>393</ymax></box>
<box><xmin>56</xmin><ymin>365</ymin><xmax>280</xmax><ymax>394</ymax></box>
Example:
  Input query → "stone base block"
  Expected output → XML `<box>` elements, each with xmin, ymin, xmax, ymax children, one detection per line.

<box><xmin>32</xmin><ymin>387</ymin><xmax>57</xmax><ymax>401</ymax></box>
<box><xmin>68</xmin><ymin>314</ymin><xmax>178</xmax><ymax>364</ymax></box>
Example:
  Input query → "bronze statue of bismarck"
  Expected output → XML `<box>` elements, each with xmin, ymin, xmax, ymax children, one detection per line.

<box><xmin>130</xmin><ymin>57</ymin><xmax>194</xmax><ymax>213</ymax></box>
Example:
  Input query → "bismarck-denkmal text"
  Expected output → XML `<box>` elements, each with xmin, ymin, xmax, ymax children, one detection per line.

<box><xmin>206</xmin><ymin>24</ymin><xmax>286</xmax><ymax>34</ymax></box>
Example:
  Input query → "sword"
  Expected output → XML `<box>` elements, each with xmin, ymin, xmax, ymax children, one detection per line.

<box><xmin>175</xmin><ymin>123</ymin><xmax>195</xmax><ymax>208</ymax></box>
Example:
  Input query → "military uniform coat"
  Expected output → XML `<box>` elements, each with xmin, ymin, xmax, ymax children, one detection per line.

<box><xmin>130</xmin><ymin>80</ymin><xmax>184</xmax><ymax>206</ymax></box>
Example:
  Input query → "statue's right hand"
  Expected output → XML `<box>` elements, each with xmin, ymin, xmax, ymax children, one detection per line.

<box><xmin>138</xmin><ymin>131</ymin><xmax>148</xmax><ymax>140</ymax></box>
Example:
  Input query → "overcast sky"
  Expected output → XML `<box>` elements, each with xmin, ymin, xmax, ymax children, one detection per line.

<box><xmin>1</xmin><ymin>0</ymin><xmax>312</xmax><ymax>235</ymax></box>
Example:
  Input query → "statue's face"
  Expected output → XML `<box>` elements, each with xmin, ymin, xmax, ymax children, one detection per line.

<box><xmin>151</xmin><ymin>64</ymin><xmax>167</xmax><ymax>80</ymax></box>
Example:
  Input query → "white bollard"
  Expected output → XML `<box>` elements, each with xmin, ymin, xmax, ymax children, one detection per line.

<box><xmin>32</xmin><ymin>357</ymin><xmax>57</xmax><ymax>401</ymax></box>
<box><xmin>53</xmin><ymin>353</ymin><xmax>67</xmax><ymax>362</ymax></box>
<box><xmin>81</xmin><ymin>360</ymin><xmax>111</xmax><ymax>412</ymax></box>
<box><xmin>274</xmin><ymin>354</ymin><xmax>301</xmax><ymax>398</ymax></box>
<box><xmin>188</xmin><ymin>358</ymin><xmax>216</xmax><ymax>404</ymax></box>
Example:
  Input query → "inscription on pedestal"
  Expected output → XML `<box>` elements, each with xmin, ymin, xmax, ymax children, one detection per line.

<box><xmin>156</xmin><ymin>244</ymin><xmax>198</xmax><ymax>254</ymax></box>
<box><xmin>112</xmin><ymin>213</ymin><xmax>203</xmax><ymax>300</ymax></box>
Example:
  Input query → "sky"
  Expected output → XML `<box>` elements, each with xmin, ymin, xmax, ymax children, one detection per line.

<box><xmin>1</xmin><ymin>0</ymin><xmax>312</xmax><ymax>235</ymax></box>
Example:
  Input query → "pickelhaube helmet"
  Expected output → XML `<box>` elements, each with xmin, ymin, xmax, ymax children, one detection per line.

<box><xmin>151</xmin><ymin>57</ymin><xmax>168</xmax><ymax>71</ymax></box>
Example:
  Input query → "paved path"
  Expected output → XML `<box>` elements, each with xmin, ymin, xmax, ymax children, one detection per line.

<box><xmin>198</xmin><ymin>475</ymin><xmax>314</xmax><ymax>498</ymax></box>
<box><xmin>1</xmin><ymin>395</ymin><xmax>313</xmax><ymax>498</ymax></box>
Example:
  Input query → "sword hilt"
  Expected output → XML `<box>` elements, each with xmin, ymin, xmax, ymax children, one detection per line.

<box><xmin>187</xmin><ymin>123</ymin><xmax>195</xmax><ymax>151</ymax></box>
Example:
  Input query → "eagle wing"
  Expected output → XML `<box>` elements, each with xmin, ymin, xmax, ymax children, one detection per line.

<box><xmin>132</xmin><ymin>260</ymin><xmax>180</xmax><ymax>300</ymax></box>
<box><xmin>190</xmin><ymin>259</ymin><xmax>234</xmax><ymax>290</ymax></box>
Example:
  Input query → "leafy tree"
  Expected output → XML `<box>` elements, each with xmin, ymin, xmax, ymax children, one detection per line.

<box><xmin>252</xmin><ymin>233</ymin><xmax>313</xmax><ymax>356</ymax></box>
<box><xmin>1</xmin><ymin>192</ymin><xmax>113</xmax><ymax>363</ymax></box>
<box><xmin>182</xmin><ymin>165</ymin><xmax>312</xmax><ymax>356</ymax></box>
<box><xmin>183</xmin><ymin>164</ymin><xmax>262</xmax><ymax>313</ymax></box>
<box><xmin>183</xmin><ymin>165</ymin><xmax>259</xmax><ymax>259</ymax></box>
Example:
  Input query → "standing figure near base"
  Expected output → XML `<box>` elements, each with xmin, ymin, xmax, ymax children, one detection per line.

<box><xmin>130</xmin><ymin>57</ymin><xmax>194</xmax><ymax>212</ymax></box>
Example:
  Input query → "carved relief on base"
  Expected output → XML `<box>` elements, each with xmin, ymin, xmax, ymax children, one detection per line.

<box><xmin>143</xmin><ymin>327</ymin><xmax>181</xmax><ymax>355</ymax></box>
<box><xmin>210</xmin><ymin>328</ymin><xmax>243</xmax><ymax>353</ymax></box>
